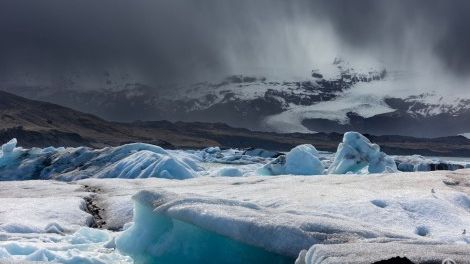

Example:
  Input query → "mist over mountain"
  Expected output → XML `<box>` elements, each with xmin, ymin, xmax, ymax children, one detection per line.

<box><xmin>2</xmin><ymin>0</ymin><xmax>470</xmax><ymax>136</ymax></box>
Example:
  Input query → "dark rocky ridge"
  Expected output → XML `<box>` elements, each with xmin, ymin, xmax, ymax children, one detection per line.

<box><xmin>2</xmin><ymin>90</ymin><xmax>470</xmax><ymax>156</ymax></box>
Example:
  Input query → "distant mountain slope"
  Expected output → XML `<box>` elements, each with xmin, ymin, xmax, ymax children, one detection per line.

<box><xmin>2</xmin><ymin>90</ymin><xmax>470</xmax><ymax>156</ymax></box>
<box><xmin>4</xmin><ymin>59</ymin><xmax>470</xmax><ymax>137</ymax></box>
<box><xmin>0</xmin><ymin>59</ymin><xmax>389</xmax><ymax>132</ymax></box>
<box><xmin>0</xmin><ymin>90</ymin><xmax>214</xmax><ymax>148</ymax></box>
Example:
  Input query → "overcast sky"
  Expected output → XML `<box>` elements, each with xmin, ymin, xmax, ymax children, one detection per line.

<box><xmin>1</xmin><ymin>0</ymin><xmax>470</xmax><ymax>88</ymax></box>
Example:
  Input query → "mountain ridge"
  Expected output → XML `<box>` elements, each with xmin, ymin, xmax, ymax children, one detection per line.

<box><xmin>4</xmin><ymin>60</ymin><xmax>470</xmax><ymax>137</ymax></box>
<box><xmin>2</xmin><ymin>90</ymin><xmax>470</xmax><ymax>156</ymax></box>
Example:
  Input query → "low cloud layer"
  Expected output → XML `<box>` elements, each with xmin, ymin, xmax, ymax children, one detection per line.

<box><xmin>1</xmin><ymin>0</ymin><xmax>470</xmax><ymax>88</ymax></box>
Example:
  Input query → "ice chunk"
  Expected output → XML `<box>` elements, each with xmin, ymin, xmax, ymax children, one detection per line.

<box><xmin>0</xmin><ymin>223</ymin><xmax>42</xmax><ymax>233</ymax></box>
<box><xmin>259</xmin><ymin>155</ymin><xmax>287</xmax><ymax>175</ymax></box>
<box><xmin>95</xmin><ymin>150</ymin><xmax>196</xmax><ymax>180</ymax></box>
<box><xmin>217</xmin><ymin>167</ymin><xmax>244</xmax><ymax>177</ymax></box>
<box><xmin>328</xmin><ymin>132</ymin><xmax>397</xmax><ymax>174</ymax></box>
<box><xmin>285</xmin><ymin>144</ymin><xmax>324</xmax><ymax>175</ymax></box>
<box><xmin>397</xmin><ymin>162</ymin><xmax>415</xmax><ymax>172</ymax></box>
<box><xmin>0</xmin><ymin>247</ymin><xmax>11</xmax><ymax>258</ymax></box>
<box><xmin>0</xmin><ymin>228</ymin><xmax>132</xmax><ymax>263</ymax></box>
<box><xmin>204</xmin><ymin>146</ymin><xmax>221</xmax><ymax>154</ymax></box>
<box><xmin>243</xmin><ymin>148</ymin><xmax>281</xmax><ymax>158</ymax></box>
<box><xmin>0</xmin><ymin>140</ymin><xmax>200</xmax><ymax>181</ymax></box>
<box><xmin>25</xmin><ymin>248</ymin><xmax>58</xmax><ymax>262</ymax></box>
<box><xmin>260</xmin><ymin>144</ymin><xmax>324</xmax><ymax>175</ymax></box>
<box><xmin>45</xmin><ymin>222</ymin><xmax>65</xmax><ymax>234</ymax></box>
<box><xmin>394</xmin><ymin>155</ymin><xmax>465</xmax><ymax>172</ymax></box>
<box><xmin>69</xmin><ymin>227</ymin><xmax>111</xmax><ymax>244</ymax></box>
<box><xmin>1</xmin><ymin>138</ymin><xmax>17</xmax><ymax>154</ymax></box>
<box><xmin>198</xmin><ymin>147</ymin><xmax>267</xmax><ymax>165</ymax></box>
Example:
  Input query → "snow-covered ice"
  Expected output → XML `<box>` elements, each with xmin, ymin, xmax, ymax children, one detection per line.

<box><xmin>1</xmin><ymin>170</ymin><xmax>469</xmax><ymax>263</ymax></box>
<box><xmin>0</xmin><ymin>181</ymin><xmax>131</xmax><ymax>263</ymax></box>
<box><xmin>83</xmin><ymin>170</ymin><xmax>469</xmax><ymax>262</ymax></box>
<box><xmin>0</xmin><ymin>136</ymin><xmax>469</xmax><ymax>263</ymax></box>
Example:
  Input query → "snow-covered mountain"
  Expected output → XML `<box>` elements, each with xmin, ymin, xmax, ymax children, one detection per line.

<box><xmin>3</xmin><ymin>59</ymin><xmax>470</xmax><ymax>137</ymax></box>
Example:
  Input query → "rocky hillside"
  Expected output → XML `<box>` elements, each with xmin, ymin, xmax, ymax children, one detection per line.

<box><xmin>2</xmin><ymin>90</ymin><xmax>470</xmax><ymax>156</ymax></box>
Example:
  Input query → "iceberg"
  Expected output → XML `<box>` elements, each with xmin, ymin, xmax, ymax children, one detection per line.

<box><xmin>217</xmin><ymin>167</ymin><xmax>244</xmax><ymax>177</ymax></box>
<box><xmin>0</xmin><ymin>140</ymin><xmax>201</xmax><ymax>181</ymax></box>
<box><xmin>285</xmin><ymin>144</ymin><xmax>325</xmax><ymax>175</ymax></box>
<box><xmin>243</xmin><ymin>148</ymin><xmax>281</xmax><ymax>158</ymax></box>
<box><xmin>198</xmin><ymin>147</ymin><xmax>268</xmax><ymax>164</ymax></box>
<box><xmin>394</xmin><ymin>155</ymin><xmax>465</xmax><ymax>172</ymax></box>
<box><xmin>1</xmin><ymin>138</ymin><xmax>17</xmax><ymax>153</ymax></box>
<box><xmin>328</xmin><ymin>132</ymin><xmax>397</xmax><ymax>174</ymax></box>
<box><xmin>260</xmin><ymin>144</ymin><xmax>324</xmax><ymax>175</ymax></box>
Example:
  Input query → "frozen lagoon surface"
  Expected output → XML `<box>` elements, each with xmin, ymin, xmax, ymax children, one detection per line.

<box><xmin>0</xmin><ymin>172</ymin><xmax>469</xmax><ymax>263</ymax></box>
<box><xmin>0</xmin><ymin>134</ymin><xmax>469</xmax><ymax>263</ymax></box>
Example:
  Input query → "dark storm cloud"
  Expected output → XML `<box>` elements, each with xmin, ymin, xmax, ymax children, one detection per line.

<box><xmin>0</xmin><ymin>0</ymin><xmax>470</xmax><ymax>86</ymax></box>
<box><xmin>0</xmin><ymin>0</ymin><xmax>230</xmax><ymax>83</ymax></box>
<box><xmin>314</xmin><ymin>0</ymin><xmax>470</xmax><ymax>75</ymax></box>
